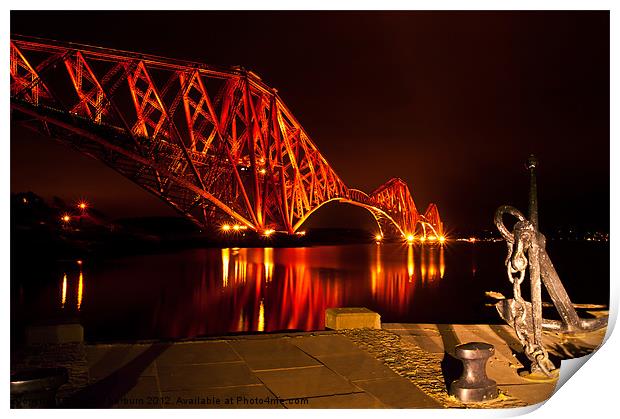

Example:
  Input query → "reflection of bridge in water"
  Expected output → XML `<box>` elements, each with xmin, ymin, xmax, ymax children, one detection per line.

<box><xmin>53</xmin><ymin>245</ymin><xmax>446</xmax><ymax>338</ymax></box>
<box><xmin>175</xmin><ymin>245</ymin><xmax>447</xmax><ymax>336</ymax></box>
<box><xmin>224</xmin><ymin>245</ymin><xmax>446</xmax><ymax>333</ymax></box>
<box><xmin>11</xmin><ymin>36</ymin><xmax>443</xmax><ymax>240</ymax></box>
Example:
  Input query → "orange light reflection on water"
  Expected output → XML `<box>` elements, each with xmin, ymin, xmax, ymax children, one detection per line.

<box><xmin>231</xmin><ymin>248</ymin><xmax>248</xmax><ymax>285</ymax></box>
<box><xmin>61</xmin><ymin>273</ymin><xmax>67</xmax><ymax>308</ymax></box>
<box><xmin>258</xmin><ymin>299</ymin><xmax>265</xmax><ymax>332</ymax></box>
<box><xmin>264</xmin><ymin>247</ymin><xmax>273</xmax><ymax>283</ymax></box>
<box><xmin>369</xmin><ymin>244</ymin><xmax>447</xmax><ymax>317</ymax></box>
<box><xmin>371</xmin><ymin>245</ymin><xmax>382</xmax><ymax>296</ymax></box>
<box><xmin>221</xmin><ymin>248</ymin><xmax>230</xmax><ymax>287</ymax></box>
<box><xmin>420</xmin><ymin>246</ymin><xmax>427</xmax><ymax>282</ymax></box>
<box><xmin>407</xmin><ymin>244</ymin><xmax>415</xmax><ymax>282</ymax></box>
<box><xmin>145</xmin><ymin>245</ymin><xmax>448</xmax><ymax>339</ymax></box>
<box><xmin>77</xmin><ymin>271</ymin><xmax>84</xmax><ymax>310</ymax></box>
<box><xmin>440</xmin><ymin>246</ymin><xmax>445</xmax><ymax>278</ymax></box>
<box><xmin>428</xmin><ymin>248</ymin><xmax>436</xmax><ymax>280</ymax></box>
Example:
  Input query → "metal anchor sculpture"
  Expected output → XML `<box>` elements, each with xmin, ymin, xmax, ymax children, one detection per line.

<box><xmin>494</xmin><ymin>156</ymin><xmax>607</xmax><ymax>378</ymax></box>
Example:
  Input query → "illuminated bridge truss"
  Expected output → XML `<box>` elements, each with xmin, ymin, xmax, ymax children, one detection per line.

<box><xmin>10</xmin><ymin>36</ymin><xmax>444</xmax><ymax>240</ymax></box>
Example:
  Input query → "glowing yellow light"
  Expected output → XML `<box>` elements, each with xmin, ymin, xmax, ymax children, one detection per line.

<box><xmin>420</xmin><ymin>236</ymin><xmax>426</xmax><ymax>243</ymax></box>
<box><xmin>222</xmin><ymin>224</ymin><xmax>231</xmax><ymax>231</ymax></box>
<box><xmin>61</xmin><ymin>273</ymin><xmax>67</xmax><ymax>308</ymax></box>
<box><xmin>77</xmin><ymin>271</ymin><xmax>84</xmax><ymax>310</ymax></box>
<box><xmin>296</xmin><ymin>230</ymin><xmax>306</xmax><ymax>236</ymax></box>
<box><xmin>258</xmin><ymin>299</ymin><xmax>265</xmax><ymax>332</ymax></box>
<box><xmin>264</xmin><ymin>247</ymin><xmax>274</xmax><ymax>282</ymax></box>
<box><xmin>61</xmin><ymin>214</ymin><xmax>71</xmax><ymax>222</ymax></box>
<box><xmin>235</xmin><ymin>248</ymin><xmax>248</xmax><ymax>284</ymax></box>
<box><xmin>371</xmin><ymin>270</ymin><xmax>377</xmax><ymax>296</ymax></box>
<box><xmin>78</xmin><ymin>202</ymin><xmax>87</xmax><ymax>210</ymax></box>
<box><xmin>428</xmin><ymin>235</ymin><xmax>436</xmax><ymax>242</ymax></box>
<box><xmin>469</xmin><ymin>237</ymin><xmax>476</xmax><ymax>243</ymax></box>
<box><xmin>439</xmin><ymin>236</ymin><xmax>446</xmax><ymax>244</ymax></box>
<box><xmin>406</xmin><ymin>234</ymin><xmax>414</xmax><ymax>243</ymax></box>
<box><xmin>375</xmin><ymin>234</ymin><xmax>382</xmax><ymax>241</ymax></box>
<box><xmin>407</xmin><ymin>244</ymin><xmax>415</xmax><ymax>281</ymax></box>
<box><xmin>222</xmin><ymin>248</ymin><xmax>230</xmax><ymax>287</ymax></box>
<box><xmin>372</xmin><ymin>244</ymin><xmax>381</xmax><ymax>296</ymax></box>
<box><xmin>233</xmin><ymin>224</ymin><xmax>240</xmax><ymax>231</ymax></box>
<box><xmin>259</xmin><ymin>168</ymin><xmax>267</xmax><ymax>175</ymax></box>
<box><xmin>428</xmin><ymin>248</ymin><xmax>436</xmax><ymax>279</ymax></box>
<box><xmin>76</xmin><ymin>260</ymin><xmax>83</xmax><ymax>266</ymax></box>
<box><xmin>440</xmin><ymin>246</ymin><xmax>445</xmax><ymax>278</ymax></box>
<box><xmin>264</xmin><ymin>229</ymin><xmax>275</xmax><ymax>237</ymax></box>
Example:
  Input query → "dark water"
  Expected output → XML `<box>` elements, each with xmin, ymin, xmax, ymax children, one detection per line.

<box><xmin>12</xmin><ymin>242</ymin><xmax>609</xmax><ymax>342</ymax></box>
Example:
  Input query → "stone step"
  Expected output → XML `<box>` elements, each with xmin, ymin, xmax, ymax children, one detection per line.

<box><xmin>325</xmin><ymin>308</ymin><xmax>381</xmax><ymax>330</ymax></box>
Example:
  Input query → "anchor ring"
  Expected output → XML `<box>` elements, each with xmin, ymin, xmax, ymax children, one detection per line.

<box><xmin>494</xmin><ymin>205</ymin><xmax>527</xmax><ymax>242</ymax></box>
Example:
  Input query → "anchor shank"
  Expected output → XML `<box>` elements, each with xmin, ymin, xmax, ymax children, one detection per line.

<box><xmin>538</xmin><ymin>247</ymin><xmax>582</xmax><ymax>330</ymax></box>
<box><xmin>527</xmin><ymin>154</ymin><xmax>539</xmax><ymax>231</ymax></box>
<box><xmin>529</xmin><ymin>240</ymin><xmax>545</xmax><ymax>347</ymax></box>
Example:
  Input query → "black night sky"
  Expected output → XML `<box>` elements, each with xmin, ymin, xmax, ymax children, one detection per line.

<box><xmin>10</xmin><ymin>11</ymin><xmax>610</xmax><ymax>233</ymax></box>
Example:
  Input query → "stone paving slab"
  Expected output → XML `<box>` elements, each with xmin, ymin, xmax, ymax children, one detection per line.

<box><xmin>255</xmin><ymin>365</ymin><xmax>362</xmax><ymax>399</ymax></box>
<box><xmin>158</xmin><ymin>361</ymin><xmax>260</xmax><ymax>391</ymax></box>
<box><xmin>86</xmin><ymin>344</ymin><xmax>156</xmax><ymax>381</ymax></box>
<box><xmin>155</xmin><ymin>341</ymin><xmax>241</xmax><ymax>365</ymax></box>
<box><xmin>229</xmin><ymin>338</ymin><xmax>321</xmax><ymax>371</ymax></box>
<box><xmin>353</xmin><ymin>377</ymin><xmax>441</xmax><ymax>408</ymax></box>
<box><xmin>291</xmin><ymin>334</ymin><xmax>363</xmax><ymax>357</ymax></box>
<box><xmin>400</xmin><ymin>338</ymin><xmax>444</xmax><ymax>359</ymax></box>
<box><xmin>316</xmin><ymin>352</ymin><xmax>398</xmax><ymax>381</ymax></box>
<box><xmin>498</xmin><ymin>383</ymin><xmax>554</xmax><ymax>405</ymax></box>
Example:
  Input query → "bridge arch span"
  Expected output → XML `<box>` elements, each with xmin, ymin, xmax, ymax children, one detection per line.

<box><xmin>292</xmin><ymin>196</ymin><xmax>408</xmax><ymax>239</ymax></box>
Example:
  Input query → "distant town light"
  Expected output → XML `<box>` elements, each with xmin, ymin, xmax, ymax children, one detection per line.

<box><xmin>78</xmin><ymin>201</ymin><xmax>88</xmax><ymax>210</ymax></box>
<box><xmin>469</xmin><ymin>237</ymin><xmax>477</xmax><ymax>243</ymax></box>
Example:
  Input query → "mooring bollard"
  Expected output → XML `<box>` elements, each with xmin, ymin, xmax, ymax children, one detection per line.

<box><xmin>10</xmin><ymin>367</ymin><xmax>68</xmax><ymax>408</ymax></box>
<box><xmin>450</xmin><ymin>342</ymin><xmax>498</xmax><ymax>403</ymax></box>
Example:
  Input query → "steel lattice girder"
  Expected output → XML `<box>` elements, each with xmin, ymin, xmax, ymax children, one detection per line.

<box><xmin>10</xmin><ymin>35</ymin><xmax>443</xmax><ymax>238</ymax></box>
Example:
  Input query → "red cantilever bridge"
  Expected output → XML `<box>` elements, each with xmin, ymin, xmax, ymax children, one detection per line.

<box><xmin>10</xmin><ymin>36</ymin><xmax>444</xmax><ymax>240</ymax></box>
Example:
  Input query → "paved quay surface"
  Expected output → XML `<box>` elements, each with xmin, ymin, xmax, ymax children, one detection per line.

<box><xmin>14</xmin><ymin>322</ymin><xmax>606</xmax><ymax>409</ymax></box>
